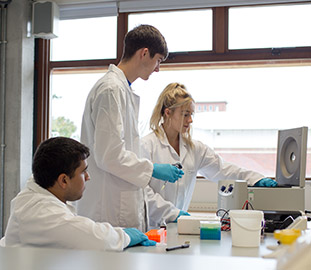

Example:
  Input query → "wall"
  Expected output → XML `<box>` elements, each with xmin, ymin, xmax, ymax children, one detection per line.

<box><xmin>0</xmin><ymin>0</ymin><xmax>34</xmax><ymax>234</ymax></box>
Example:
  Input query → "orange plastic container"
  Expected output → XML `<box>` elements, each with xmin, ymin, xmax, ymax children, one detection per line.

<box><xmin>145</xmin><ymin>228</ymin><xmax>167</xmax><ymax>243</ymax></box>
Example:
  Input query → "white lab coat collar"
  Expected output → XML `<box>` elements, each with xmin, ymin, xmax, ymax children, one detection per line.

<box><xmin>158</xmin><ymin>125</ymin><xmax>188</xmax><ymax>163</ymax></box>
<box><xmin>109</xmin><ymin>64</ymin><xmax>133</xmax><ymax>91</ymax></box>
<box><xmin>27</xmin><ymin>177</ymin><xmax>76</xmax><ymax>214</ymax></box>
<box><xmin>108</xmin><ymin>64</ymin><xmax>140</xmax><ymax>105</ymax></box>
<box><xmin>27</xmin><ymin>177</ymin><xmax>54</xmax><ymax>197</ymax></box>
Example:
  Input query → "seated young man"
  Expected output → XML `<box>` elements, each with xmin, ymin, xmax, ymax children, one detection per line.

<box><xmin>2</xmin><ymin>137</ymin><xmax>155</xmax><ymax>250</ymax></box>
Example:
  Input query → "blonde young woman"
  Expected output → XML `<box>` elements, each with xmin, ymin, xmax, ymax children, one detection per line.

<box><xmin>141</xmin><ymin>83</ymin><xmax>277</xmax><ymax>228</ymax></box>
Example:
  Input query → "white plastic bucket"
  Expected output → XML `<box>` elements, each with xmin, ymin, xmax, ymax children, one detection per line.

<box><xmin>230</xmin><ymin>210</ymin><xmax>263</xmax><ymax>247</ymax></box>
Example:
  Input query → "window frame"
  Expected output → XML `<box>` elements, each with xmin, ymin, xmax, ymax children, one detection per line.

<box><xmin>34</xmin><ymin>5</ymin><xmax>311</xmax><ymax>149</ymax></box>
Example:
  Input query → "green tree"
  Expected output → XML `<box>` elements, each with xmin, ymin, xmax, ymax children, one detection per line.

<box><xmin>52</xmin><ymin>116</ymin><xmax>77</xmax><ymax>138</ymax></box>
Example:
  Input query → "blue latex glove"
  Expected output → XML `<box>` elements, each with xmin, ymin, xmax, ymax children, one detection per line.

<box><xmin>254</xmin><ymin>178</ymin><xmax>278</xmax><ymax>187</ymax></box>
<box><xmin>123</xmin><ymin>228</ymin><xmax>156</xmax><ymax>247</ymax></box>
<box><xmin>152</xmin><ymin>163</ymin><xmax>184</xmax><ymax>183</ymax></box>
<box><xmin>173</xmin><ymin>210</ymin><xmax>191</xmax><ymax>223</ymax></box>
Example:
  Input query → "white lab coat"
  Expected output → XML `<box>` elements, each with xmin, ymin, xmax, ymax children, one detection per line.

<box><xmin>141</xmin><ymin>128</ymin><xmax>264</xmax><ymax>228</ymax></box>
<box><xmin>3</xmin><ymin>178</ymin><xmax>130</xmax><ymax>251</ymax></box>
<box><xmin>77</xmin><ymin>64</ymin><xmax>153</xmax><ymax>232</ymax></box>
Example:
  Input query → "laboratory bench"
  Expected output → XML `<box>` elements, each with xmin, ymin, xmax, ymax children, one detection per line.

<box><xmin>0</xmin><ymin>245</ymin><xmax>276</xmax><ymax>270</ymax></box>
<box><xmin>126</xmin><ymin>222</ymin><xmax>279</xmax><ymax>258</ymax></box>
<box><xmin>0</xmin><ymin>222</ymin><xmax>278</xmax><ymax>270</ymax></box>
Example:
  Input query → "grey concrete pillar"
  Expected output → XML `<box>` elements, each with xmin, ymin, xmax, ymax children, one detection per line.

<box><xmin>0</xmin><ymin>0</ymin><xmax>34</xmax><ymax>235</ymax></box>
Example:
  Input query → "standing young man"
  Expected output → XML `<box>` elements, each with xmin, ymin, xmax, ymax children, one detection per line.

<box><xmin>77</xmin><ymin>25</ymin><xmax>184</xmax><ymax>232</ymax></box>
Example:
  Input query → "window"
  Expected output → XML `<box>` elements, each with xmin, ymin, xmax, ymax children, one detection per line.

<box><xmin>38</xmin><ymin>3</ymin><xmax>311</xmax><ymax>179</ymax></box>
<box><xmin>51</xmin><ymin>71</ymin><xmax>105</xmax><ymax>139</ymax></box>
<box><xmin>51</xmin><ymin>16</ymin><xmax>118</xmax><ymax>61</ymax></box>
<box><xmin>229</xmin><ymin>4</ymin><xmax>311</xmax><ymax>49</ymax></box>
<box><xmin>133</xmin><ymin>65</ymin><xmax>311</xmax><ymax>177</ymax></box>
<box><xmin>50</xmin><ymin>64</ymin><xmax>311</xmax><ymax>178</ymax></box>
<box><xmin>128</xmin><ymin>9</ymin><xmax>213</xmax><ymax>52</ymax></box>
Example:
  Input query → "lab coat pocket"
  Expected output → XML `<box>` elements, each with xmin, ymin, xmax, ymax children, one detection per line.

<box><xmin>174</xmin><ymin>170</ymin><xmax>196</xmax><ymax>210</ymax></box>
<box><xmin>185</xmin><ymin>170</ymin><xmax>196</xmax><ymax>186</ymax></box>
<box><xmin>184</xmin><ymin>170</ymin><xmax>197</xmax><ymax>208</ymax></box>
<box><xmin>120</xmin><ymin>189</ymin><xmax>144</xmax><ymax>229</ymax></box>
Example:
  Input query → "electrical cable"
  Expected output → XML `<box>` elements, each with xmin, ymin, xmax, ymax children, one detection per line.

<box><xmin>216</xmin><ymin>201</ymin><xmax>256</xmax><ymax>232</ymax></box>
<box><xmin>242</xmin><ymin>200</ymin><xmax>248</xmax><ymax>209</ymax></box>
<box><xmin>242</xmin><ymin>200</ymin><xmax>254</xmax><ymax>210</ymax></box>
<box><xmin>216</xmin><ymin>208</ymin><xmax>231</xmax><ymax>231</ymax></box>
